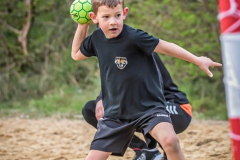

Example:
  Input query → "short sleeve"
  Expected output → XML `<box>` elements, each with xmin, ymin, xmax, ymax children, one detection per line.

<box><xmin>134</xmin><ymin>30</ymin><xmax>159</xmax><ymax>56</ymax></box>
<box><xmin>80</xmin><ymin>35</ymin><xmax>96</xmax><ymax>57</ymax></box>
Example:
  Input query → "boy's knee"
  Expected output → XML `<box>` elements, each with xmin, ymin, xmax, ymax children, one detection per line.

<box><xmin>161</xmin><ymin>134</ymin><xmax>180</xmax><ymax>151</ymax></box>
<box><xmin>86</xmin><ymin>150</ymin><xmax>111</xmax><ymax>160</ymax></box>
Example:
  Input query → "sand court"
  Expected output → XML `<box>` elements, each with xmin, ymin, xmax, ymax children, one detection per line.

<box><xmin>0</xmin><ymin>118</ymin><xmax>231</xmax><ymax>160</ymax></box>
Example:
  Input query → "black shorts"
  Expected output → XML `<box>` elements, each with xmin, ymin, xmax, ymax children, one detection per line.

<box><xmin>166</xmin><ymin>101</ymin><xmax>192</xmax><ymax>134</ymax></box>
<box><xmin>90</xmin><ymin>107</ymin><xmax>172</xmax><ymax>156</ymax></box>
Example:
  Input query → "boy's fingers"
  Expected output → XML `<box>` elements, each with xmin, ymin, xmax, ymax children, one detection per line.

<box><xmin>211</xmin><ymin>62</ymin><xmax>222</xmax><ymax>67</ymax></box>
<box><xmin>206</xmin><ymin>69</ymin><xmax>213</xmax><ymax>77</ymax></box>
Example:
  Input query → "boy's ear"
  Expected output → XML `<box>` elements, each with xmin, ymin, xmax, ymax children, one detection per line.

<box><xmin>123</xmin><ymin>7</ymin><xmax>129</xmax><ymax>20</ymax></box>
<box><xmin>89</xmin><ymin>12</ymin><xmax>98</xmax><ymax>24</ymax></box>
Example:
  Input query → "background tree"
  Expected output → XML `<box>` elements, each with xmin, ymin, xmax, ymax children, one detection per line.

<box><xmin>0</xmin><ymin>0</ymin><xmax>226</xmax><ymax>119</ymax></box>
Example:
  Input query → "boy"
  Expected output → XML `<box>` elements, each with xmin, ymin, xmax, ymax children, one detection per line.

<box><xmin>71</xmin><ymin>0</ymin><xmax>222</xmax><ymax>159</ymax></box>
<box><xmin>82</xmin><ymin>53</ymin><xmax>192</xmax><ymax>160</ymax></box>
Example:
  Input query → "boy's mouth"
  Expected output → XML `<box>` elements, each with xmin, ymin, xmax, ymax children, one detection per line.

<box><xmin>109</xmin><ymin>28</ymin><xmax>118</xmax><ymax>31</ymax></box>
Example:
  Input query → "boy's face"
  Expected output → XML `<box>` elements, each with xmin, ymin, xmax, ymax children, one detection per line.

<box><xmin>90</xmin><ymin>4</ymin><xmax>128</xmax><ymax>39</ymax></box>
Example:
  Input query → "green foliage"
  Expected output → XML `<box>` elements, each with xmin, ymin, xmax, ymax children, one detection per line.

<box><xmin>126</xmin><ymin>0</ymin><xmax>225</xmax><ymax>119</ymax></box>
<box><xmin>0</xmin><ymin>0</ymin><xmax>227</xmax><ymax>120</ymax></box>
<box><xmin>0</xmin><ymin>0</ymin><xmax>98</xmax><ymax>101</ymax></box>
<box><xmin>0</xmin><ymin>81</ymin><xmax>100</xmax><ymax>118</ymax></box>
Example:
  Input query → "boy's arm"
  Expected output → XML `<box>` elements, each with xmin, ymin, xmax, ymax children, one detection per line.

<box><xmin>71</xmin><ymin>24</ymin><xmax>89</xmax><ymax>61</ymax></box>
<box><xmin>154</xmin><ymin>40</ymin><xmax>222</xmax><ymax>77</ymax></box>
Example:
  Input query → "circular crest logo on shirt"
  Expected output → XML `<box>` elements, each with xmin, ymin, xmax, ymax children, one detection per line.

<box><xmin>114</xmin><ymin>57</ymin><xmax>128</xmax><ymax>70</ymax></box>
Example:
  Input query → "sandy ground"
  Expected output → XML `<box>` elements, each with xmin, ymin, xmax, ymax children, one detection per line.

<box><xmin>0</xmin><ymin>118</ymin><xmax>231</xmax><ymax>160</ymax></box>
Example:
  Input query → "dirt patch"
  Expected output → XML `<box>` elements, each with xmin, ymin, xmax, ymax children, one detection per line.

<box><xmin>0</xmin><ymin>118</ymin><xmax>231</xmax><ymax>160</ymax></box>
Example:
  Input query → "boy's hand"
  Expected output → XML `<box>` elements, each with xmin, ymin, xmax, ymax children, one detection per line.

<box><xmin>95</xmin><ymin>100</ymin><xmax>104</xmax><ymax>120</ymax></box>
<box><xmin>197</xmin><ymin>56</ymin><xmax>222</xmax><ymax>77</ymax></box>
<box><xmin>77</xmin><ymin>22</ymin><xmax>91</xmax><ymax>27</ymax></box>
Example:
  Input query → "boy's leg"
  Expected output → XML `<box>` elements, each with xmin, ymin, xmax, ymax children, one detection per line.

<box><xmin>82</xmin><ymin>100</ymin><xmax>155</xmax><ymax>149</ymax></box>
<box><xmin>130</xmin><ymin>102</ymin><xmax>191</xmax><ymax>146</ymax></box>
<box><xmin>82</xmin><ymin>100</ymin><xmax>149</xmax><ymax>150</ymax></box>
<box><xmin>86</xmin><ymin>150</ymin><xmax>111</xmax><ymax>160</ymax></box>
<box><xmin>149</xmin><ymin>122</ymin><xmax>185</xmax><ymax>160</ymax></box>
<box><xmin>131</xmin><ymin>103</ymin><xmax>191</xmax><ymax>159</ymax></box>
<box><xmin>90</xmin><ymin>118</ymin><xmax>135</xmax><ymax>157</ymax></box>
<box><xmin>82</xmin><ymin>101</ymin><xmax>161</xmax><ymax>159</ymax></box>
<box><xmin>82</xmin><ymin>101</ymin><xmax>189</xmax><ymax>159</ymax></box>
<box><xmin>159</xmin><ymin>102</ymin><xmax>192</xmax><ymax>159</ymax></box>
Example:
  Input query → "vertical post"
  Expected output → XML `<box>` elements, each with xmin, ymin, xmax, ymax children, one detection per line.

<box><xmin>218</xmin><ymin>0</ymin><xmax>240</xmax><ymax>159</ymax></box>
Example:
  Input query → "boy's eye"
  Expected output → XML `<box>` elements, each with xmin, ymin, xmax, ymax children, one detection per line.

<box><xmin>116</xmin><ymin>14</ymin><xmax>121</xmax><ymax>17</ymax></box>
<box><xmin>103</xmin><ymin>16</ymin><xmax>109</xmax><ymax>18</ymax></box>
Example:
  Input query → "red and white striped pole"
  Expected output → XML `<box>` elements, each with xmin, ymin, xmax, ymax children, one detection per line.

<box><xmin>218</xmin><ymin>0</ymin><xmax>240</xmax><ymax>159</ymax></box>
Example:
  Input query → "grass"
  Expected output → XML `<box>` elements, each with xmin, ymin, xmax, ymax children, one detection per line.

<box><xmin>0</xmin><ymin>79</ymin><xmax>101</xmax><ymax>119</ymax></box>
<box><xmin>178</xmin><ymin>83</ymin><xmax>228</xmax><ymax>120</ymax></box>
<box><xmin>0</xmin><ymin>79</ymin><xmax>228</xmax><ymax>120</ymax></box>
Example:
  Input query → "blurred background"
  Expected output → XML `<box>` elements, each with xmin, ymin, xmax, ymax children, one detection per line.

<box><xmin>0</xmin><ymin>0</ymin><xmax>226</xmax><ymax>120</ymax></box>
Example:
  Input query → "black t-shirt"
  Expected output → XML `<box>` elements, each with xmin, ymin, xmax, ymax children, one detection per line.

<box><xmin>96</xmin><ymin>54</ymin><xmax>189</xmax><ymax>105</ymax></box>
<box><xmin>81</xmin><ymin>24</ymin><xmax>166</xmax><ymax>120</ymax></box>
<box><xmin>152</xmin><ymin>53</ymin><xmax>189</xmax><ymax>104</ymax></box>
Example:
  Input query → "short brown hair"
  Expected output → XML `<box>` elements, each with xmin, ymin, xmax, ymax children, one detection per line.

<box><xmin>91</xmin><ymin>0</ymin><xmax>124</xmax><ymax>14</ymax></box>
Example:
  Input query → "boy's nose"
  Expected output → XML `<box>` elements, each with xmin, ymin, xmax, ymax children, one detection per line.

<box><xmin>109</xmin><ymin>17</ymin><xmax>117</xmax><ymax>25</ymax></box>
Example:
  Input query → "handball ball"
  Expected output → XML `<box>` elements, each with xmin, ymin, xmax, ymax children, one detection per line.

<box><xmin>70</xmin><ymin>0</ymin><xmax>92</xmax><ymax>24</ymax></box>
